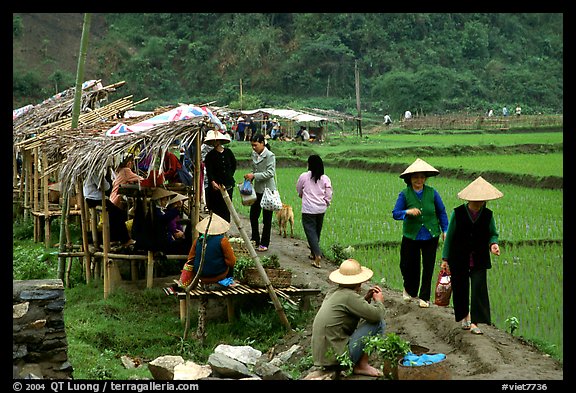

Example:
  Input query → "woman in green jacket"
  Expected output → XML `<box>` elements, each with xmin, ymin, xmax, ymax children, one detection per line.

<box><xmin>392</xmin><ymin>158</ymin><xmax>449</xmax><ymax>308</ymax></box>
<box><xmin>312</xmin><ymin>259</ymin><xmax>386</xmax><ymax>377</ymax></box>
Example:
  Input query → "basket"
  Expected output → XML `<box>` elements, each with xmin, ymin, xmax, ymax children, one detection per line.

<box><xmin>382</xmin><ymin>344</ymin><xmax>429</xmax><ymax>379</ymax></box>
<box><xmin>397</xmin><ymin>353</ymin><xmax>451</xmax><ymax>380</ymax></box>
<box><xmin>230</xmin><ymin>239</ymin><xmax>255</xmax><ymax>258</ymax></box>
<box><xmin>243</xmin><ymin>268</ymin><xmax>292</xmax><ymax>288</ymax></box>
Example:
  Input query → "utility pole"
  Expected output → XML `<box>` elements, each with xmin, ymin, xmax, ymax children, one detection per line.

<box><xmin>355</xmin><ymin>60</ymin><xmax>362</xmax><ymax>137</ymax></box>
<box><xmin>239</xmin><ymin>79</ymin><xmax>243</xmax><ymax>110</ymax></box>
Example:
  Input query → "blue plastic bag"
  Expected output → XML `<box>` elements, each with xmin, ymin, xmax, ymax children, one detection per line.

<box><xmin>402</xmin><ymin>352</ymin><xmax>446</xmax><ymax>366</ymax></box>
<box><xmin>240</xmin><ymin>179</ymin><xmax>253</xmax><ymax>195</ymax></box>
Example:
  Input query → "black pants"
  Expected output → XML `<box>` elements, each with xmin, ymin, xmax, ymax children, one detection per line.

<box><xmin>451</xmin><ymin>267</ymin><xmax>491</xmax><ymax>325</ymax></box>
<box><xmin>302</xmin><ymin>212</ymin><xmax>325</xmax><ymax>258</ymax></box>
<box><xmin>399</xmin><ymin>236</ymin><xmax>439</xmax><ymax>302</ymax></box>
<box><xmin>249</xmin><ymin>192</ymin><xmax>273</xmax><ymax>248</ymax></box>
<box><xmin>85</xmin><ymin>198</ymin><xmax>130</xmax><ymax>243</ymax></box>
<box><xmin>206</xmin><ymin>186</ymin><xmax>233</xmax><ymax>223</ymax></box>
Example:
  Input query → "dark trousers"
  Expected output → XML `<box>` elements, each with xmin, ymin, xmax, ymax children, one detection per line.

<box><xmin>302</xmin><ymin>212</ymin><xmax>325</xmax><ymax>258</ymax></box>
<box><xmin>206</xmin><ymin>186</ymin><xmax>233</xmax><ymax>223</ymax></box>
<box><xmin>451</xmin><ymin>267</ymin><xmax>491</xmax><ymax>325</ymax></box>
<box><xmin>399</xmin><ymin>236</ymin><xmax>439</xmax><ymax>302</ymax></box>
<box><xmin>85</xmin><ymin>198</ymin><xmax>130</xmax><ymax>243</ymax></box>
<box><xmin>249</xmin><ymin>192</ymin><xmax>273</xmax><ymax>248</ymax></box>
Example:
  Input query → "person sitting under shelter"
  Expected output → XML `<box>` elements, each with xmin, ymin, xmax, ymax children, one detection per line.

<box><xmin>178</xmin><ymin>213</ymin><xmax>237</xmax><ymax>288</ymax></box>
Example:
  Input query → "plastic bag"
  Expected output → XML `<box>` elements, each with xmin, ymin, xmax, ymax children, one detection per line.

<box><xmin>239</xmin><ymin>179</ymin><xmax>253</xmax><ymax>195</ymax></box>
<box><xmin>260</xmin><ymin>187</ymin><xmax>282</xmax><ymax>211</ymax></box>
<box><xmin>238</xmin><ymin>183</ymin><xmax>257</xmax><ymax>206</ymax></box>
<box><xmin>434</xmin><ymin>268</ymin><xmax>452</xmax><ymax>307</ymax></box>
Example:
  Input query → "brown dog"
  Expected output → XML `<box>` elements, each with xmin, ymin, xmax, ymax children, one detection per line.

<box><xmin>276</xmin><ymin>203</ymin><xmax>294</xmax><ymax>238</ymax></box>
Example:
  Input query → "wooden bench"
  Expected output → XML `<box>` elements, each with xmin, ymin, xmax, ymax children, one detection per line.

<box><xmin>175</xmin><ymin>283</ymin><xmax>322</xmax><ymax>322</ymax></box>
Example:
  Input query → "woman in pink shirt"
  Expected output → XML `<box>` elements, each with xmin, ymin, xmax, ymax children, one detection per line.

<box><xmin>111</xmin><ymin>155</ymin><xmax>143</xmax><ymax>210</ymax></box>
<box><xmin>296</xmin><ymin>155</ymin><xmax>333</xmax><ymax>268</ymax></box>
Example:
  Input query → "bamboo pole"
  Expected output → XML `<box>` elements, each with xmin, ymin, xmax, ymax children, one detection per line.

<box><xmin>219</xmin><ymin>186</ymin><xmax>291</xmax><ymax>330</ymax></box>
<box><xmin>101</xmin><ymin>188</ymin><xmax>111</xmax><ymax>299</ymax></box>
<box><xmin>77</xmin><ymin>181</ymin><xmax>92</xmax><ymax>284</ymax></box>
<box><xmin>42</xmin><ymin>150</ymin><xmax>50</xmax><ymax>247</ymax></box>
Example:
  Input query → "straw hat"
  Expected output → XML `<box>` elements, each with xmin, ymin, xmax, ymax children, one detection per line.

<box><xmin>237</xmin><ymin>117</ymin><xmax>245</xmax><ymax>122</ymax></box>
<box><xmin>204</xmin><ymin>130</ymin><xmax>231</xmax><ymax>144</ymax></box>
<box><xmin>151</xmin><ymin>187</ymin><xmax>176</xmax><ymax>200</ymax></box>
<box><xmin>400</xmin><ymin>158</ymin><xmax>440</xmax><ymax>179</ymax></box>
<box><xmin>168</xmin><ymin>192</ymin><xmax>188</xmax><ymax>205</ymax></box>
<box><xmin>195</xmin><ymin>213</ymin><xmax>230</xmax><ymax>235</ymax></box>
<box><xmin>329</xmin><ymin>259</ymin><xmax>373</xmax><ymax>285</ymax></box>
<box><xmin>457</xmin><ymin>176</ymin><xmax>504</xmax><ymax>201</ymax></box>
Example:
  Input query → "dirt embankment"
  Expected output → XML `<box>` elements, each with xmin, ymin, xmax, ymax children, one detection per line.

<box><xmin>226</xmin><ymin>215</ymin><xmax>564</xmax><ymax>382</ymax></box>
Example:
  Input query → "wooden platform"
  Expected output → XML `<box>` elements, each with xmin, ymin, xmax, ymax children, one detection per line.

<box><xmin>175</xmin><ymin>283</ymin><xmax>322</xmax><ymax>321</ymax></box>
<box><xmin>176</xmin><ymin>283</ymin><xmax>321</xmax><ymax>299</ymax></box>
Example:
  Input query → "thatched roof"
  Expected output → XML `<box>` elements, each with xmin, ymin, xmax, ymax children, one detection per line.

<box><xmin>13</xmin><ymin>81</ymin><xmax>126</xmax><ymax>144</ymax></box>
<box><xmin>57</xmin><ymin>117</ymin><xmax>209</xmax><ymax>194</ymax></box>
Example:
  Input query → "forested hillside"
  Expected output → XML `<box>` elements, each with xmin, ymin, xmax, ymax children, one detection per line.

<box><xmin>13</xmin><ymin>13</ymin><xmax>563</xmax><ymax>116</ymax></box>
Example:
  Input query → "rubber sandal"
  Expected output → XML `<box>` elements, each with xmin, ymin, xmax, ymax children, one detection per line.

<box><xmin>462</xmin><ymin>320</ymin><xmax>472</xmax><ymax>330</ymax></box>
<box><xmin>471</xmin><ymin>327</ymin><xmax>483</xmax><ymax>335</ymax></box>
<box><xmin>418</xmin><ymin>299</ymin><xmax>430</xmax><ymax>308</ymax></box>
<box><xmin>402</xmin><ymin>290</ymin><xmax>411</xmax><ymax>302</ymax></box>
<box><xmin>257</xmin><ymin>245</ymin><xmax>268</xmax><ymax>252</ymax></box>
<box><xmin>311</xmin><ymin>260</ymin><xmax>321</xmax><ymax>268</ymax></box>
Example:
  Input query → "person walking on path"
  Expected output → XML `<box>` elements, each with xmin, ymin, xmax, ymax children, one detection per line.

<box><xmin>296</xmin><ymin>154</ymin><xmax>333</xmax><ymax>268</ymax></box>
<box><xmin>441</xmin><ymin>176</ymin><xmax>503</xmax><ymax>335</ymax></box>
<box><xmin>203</xmin><ymin>130</ymin><xmax>237</xmax><ymax>223</ymax></box>
<box><xmin>312</xmin><ymin>258</ymin><xmax>386</xmax><ymax>377</ymax></box>
<box><xmin>392</xmin><ymin>158</ymin><xmax>449</xmax><ymax>308</ymax></box>
<box><xmin>244</xmin><ymin>133</ymin><xmax>277</xmax><ymax>252</ymax></box>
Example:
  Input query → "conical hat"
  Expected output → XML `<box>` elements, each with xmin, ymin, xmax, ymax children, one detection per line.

<box><xmin>457</xmin><ymin>176</ymin><xmax>504</xmax><ymax>201</ymax></box>
<box><xmin>329</xmin><ymin>259</ymin><xmax>373</xmax><ymax>285</ymax></box>
<box><xmin>400</xmin><ymin>158</ymin><xmax>440</xmax><ymax>179</ymax></box>
<box><xmin>195</xmin><ymin>213</ymin><xmax>230</xmax><ymax>235</ymax></box>
<box><xmin>151</xmin><ymin>187</ymin><xmax>176</xmax><ymax>200</ymax></box>
<box><xmin>204</xmin><ymin>130</ymin><xmax>231</xmax><ymax>144</ymax></box>
<box><xmin>168</xmin><ymin>192</ymin><xmax>188</xmax><ymax>205</ymax></box>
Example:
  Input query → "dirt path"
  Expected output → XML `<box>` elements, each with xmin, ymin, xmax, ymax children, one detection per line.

<box><xmin>228</xmin><ymin>214</ymin><xmax>563</xmax><ymax>381</ymax></box>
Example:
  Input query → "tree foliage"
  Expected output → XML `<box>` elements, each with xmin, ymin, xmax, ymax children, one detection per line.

<box><xmin>13</xmin><ymin>13</ymin><xmax>563</xmax><ymax>114</ymax></box>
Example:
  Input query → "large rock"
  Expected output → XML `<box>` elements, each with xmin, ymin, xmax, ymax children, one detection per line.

<box><xmin>173</xmin><ymin>361</ymin><xmax>212</xmax><ymax>380</ymax></box>
<box><xmin>148</xmin><ymin>355</ymin><xmax>184</xmax><ymax>380</ymax></box>
<box><xmin>214</xmin><ymin>344</ymin><xmax>262</xmax><ymax>366</ymax></box>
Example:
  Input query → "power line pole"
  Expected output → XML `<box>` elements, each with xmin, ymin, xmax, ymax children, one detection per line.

<box><xmin>355</xmin><ymin>60</ymin><xmax>362</xmax><ymax>137</ymax></box>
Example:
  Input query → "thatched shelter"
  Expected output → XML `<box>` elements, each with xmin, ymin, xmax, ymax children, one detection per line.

<box><xmin>13</xmin><ymin>80</ymin><xmax>220</xmax><ymax>297</ymax></box>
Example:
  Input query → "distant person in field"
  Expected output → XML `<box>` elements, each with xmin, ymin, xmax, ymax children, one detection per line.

<box><xmin>392</xmin><ymin>158</ymin><xmax>448</xmax><ymax>309</ymax></box>
<box><xmin>487</xmin><ymin>109</ymin><xmax>494</xmax><ymax>117</ymax></box>
<box><xmin>515</xmin><ymin>105</ymin><xmax>522</xmax><ymax>116</ymax></box>
<box><xmin>384</xmin><ymin>113</ymin><xmax>392</xmax><ymax>125</ymax></box>
<box><xmin>441</xmin><ymin>176</ymin><xmax>502</xmax><ymax>335</ymax></box>
<box><xmin>502</xmin><ymin>107</ymin><xmax>509</xmax><ymax>117</ymax></box>
<box><xmin>404</xmin><ymin>110</ymin><xmax>412</xmax><ymax>120</ymax></box>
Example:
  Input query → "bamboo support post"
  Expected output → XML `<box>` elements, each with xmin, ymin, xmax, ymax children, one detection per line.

<box><xmin>42</xmin><ymin>150</ymin><xmax>50</xmax><ymax>247</ymax></box>
<box><xmin>101</xmin><ymin>189</ymin><xmax>111</xmax><ymax>299</ymax></box>
<box><xmin>77</xmin><ymin>181</ymin><xmax>92</xmax><ymax>284</ymax></box>
<box><xmin>219</xmin><ymin>186</ymin><xmax>291</xmax><ymax>330</ymax></box>
<box><xmin>146</xmin><ymin>251</ymin><xmax>154</xmax><ymax>288</ymax></box>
